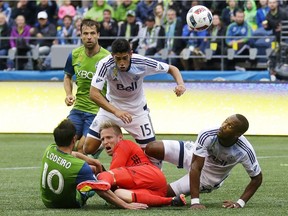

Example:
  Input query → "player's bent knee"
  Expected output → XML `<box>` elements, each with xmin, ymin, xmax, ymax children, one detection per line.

<box><xmin>145</xmin><ymin>141</ymin><xmax>165</xmax><ymax>160</ymax></box>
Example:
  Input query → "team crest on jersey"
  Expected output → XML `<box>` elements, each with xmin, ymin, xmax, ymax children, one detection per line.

<box><xmin>158</xmin><ymin>63</ymin><xmax>165</xmax><ymax>70</ymax></box>
<box><xmin>112</xmin><ymin>67</ymin><xmax>118</xmax><ymax>81</ymax></box>
<box><xmin>133</xmin><ymin>75</ymin><xmax>140</xmax><ymax>81</ymax></box>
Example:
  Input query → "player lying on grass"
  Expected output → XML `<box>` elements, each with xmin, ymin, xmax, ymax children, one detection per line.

<box><xmin>145</xmin><ymin>114</ymin><xmax>263</xmax><ymax>209</ymax></box>
<box><xmin>40</xmin><ymin>119</ymin><xmax>145</xmax><ymax>209</ymax></box>
<box><xmin>77</xmin><ymin>121</ymin><xmax>186</xmax><ymax>208</ymax></box>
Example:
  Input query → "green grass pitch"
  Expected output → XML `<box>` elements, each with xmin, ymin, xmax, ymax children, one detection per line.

<box><xmin>0</xmin><ymin>134</ymin><xmax>288</xmax><ymax>216</ymax></box>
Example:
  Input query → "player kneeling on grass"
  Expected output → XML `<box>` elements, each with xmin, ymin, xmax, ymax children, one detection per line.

<box><xmin>77</xmin><ymin>121</ymin><xmax>186</xmax><ymax>209</ymax></box>
<box><xmin>40</xmin><ymin>119</ymin><xmax>104</xmax><ymax>208</ymax></box>
<box><xmin>145</xmin><ymin>114</ymin><xmax>263</xmax><ymax>209</ymax></box>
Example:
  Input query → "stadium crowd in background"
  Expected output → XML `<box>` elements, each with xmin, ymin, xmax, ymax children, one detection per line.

<box><xmin>0</xmin><ymin>0</ymin><xmax>287</xmax><ymax>72</ymax></box>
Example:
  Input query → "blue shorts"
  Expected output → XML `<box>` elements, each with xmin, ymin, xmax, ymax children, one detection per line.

<box><xmin>68</xmin><ymin>109</ymin><xmax>96</xmax><ymax>138</ymax></box>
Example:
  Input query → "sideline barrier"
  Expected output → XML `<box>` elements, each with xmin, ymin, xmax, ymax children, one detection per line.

<box><xmin>1</xmin><ymin>82</ymin><xmax>287</xmax><ymax>135</ymax></box>
<box><xmin>0</xmin><ymin>70</ymin><xmax>270</xmax><ymax>81</ymax></box>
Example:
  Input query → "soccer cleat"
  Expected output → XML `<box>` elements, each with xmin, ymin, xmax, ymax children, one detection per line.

<box><xmin>77</xmin><ymin>180</ymin><xmax>111</xmax><ymax>192</ymax></box>
<box><xmin>171</xmin><ymin>194</ymin><xmax>186</xmax><ymax>206</ymax></box>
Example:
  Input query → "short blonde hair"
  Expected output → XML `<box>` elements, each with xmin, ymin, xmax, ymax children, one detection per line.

<box><xmin>99</xmin><ymin>121</ymin><xmax>122</xmax><ymax>136</ymax></box>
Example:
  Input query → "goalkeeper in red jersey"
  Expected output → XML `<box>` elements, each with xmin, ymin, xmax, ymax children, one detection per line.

<box><xmin>77</xmin><ymin>121</ymin><xmax>186</xmax><ymax>208</ymax></box>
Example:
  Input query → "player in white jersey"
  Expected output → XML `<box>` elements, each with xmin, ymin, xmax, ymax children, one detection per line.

<box><xmin>145</xmin><ymin>114</ymin><xmax>263</xmax><ymax>209</ymax></box>
<box><xmin>84</xmin><ymin>39</ymin><xmax>186</xmax><ymax>159</ymax></box>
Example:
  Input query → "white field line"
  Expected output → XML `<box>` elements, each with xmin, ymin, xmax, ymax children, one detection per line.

<box><xmin>0</xmin><ymin>156</ymin><xmax>287</xmax><ymax>171</ymax></box>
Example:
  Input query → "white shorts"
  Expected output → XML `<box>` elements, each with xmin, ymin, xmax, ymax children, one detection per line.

<box><xmin>163</xmin><ymin>140</ymin><xmax>221</xmax><ymax>195</ymax></box>
<box><xmin>162</xmin><ymin>140</ymin><xmax>194</xmax><ymax>195</ymax></box>
<box><xmin>88</xmin><ymin>108</ymin><xmax>155</xmax><ymax>147</ymax></box>
<box><xmin>163</xmin><ymin>140</ymin><xmax>194</xmax><ymax>170</ymax></box>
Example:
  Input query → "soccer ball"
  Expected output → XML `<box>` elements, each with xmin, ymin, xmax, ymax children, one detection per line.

<box><xmin>186</xmin><ymin>5</ymin><xmax>213</xmax><ymax>31</ymax></box>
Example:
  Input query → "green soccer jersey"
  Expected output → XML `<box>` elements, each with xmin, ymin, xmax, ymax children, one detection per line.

<box><xmin>64</xmin><ymin>46</ymin><xmax>110</xmax><ymax>114</ymax></box>
<box><xmin>40</xmin><ymin>143</ymin><xmax>96</xmax><ymax>208</ymax></box>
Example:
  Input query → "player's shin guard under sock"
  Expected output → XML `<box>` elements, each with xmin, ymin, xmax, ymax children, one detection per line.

<box><xmin>131</xmin><ymin>192</ymin><xmax>172</xmax><ymax>207</ymax></box>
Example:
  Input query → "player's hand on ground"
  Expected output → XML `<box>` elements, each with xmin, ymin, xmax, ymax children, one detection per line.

<box><xmin>115</xmin><ymin>110</ymin><xmax>132</xmax><ymax>124</ymax></box>
<box><xmin>125</xmin><ymin>202</ymin><xmax>148</xmax><ymax>210</ymax></box>
<box><xmin>174</xmin><ymin>84</ymin><xmax>186</xmax><ymax>97</ymax></box>
<box><xmin>222</xmin><ymin>200</ymin><xmax>241</xmax><ymax>208</ymax></box>
<box><xmin>65</xmin><ymin>95</ymin><xmax>75</xmax><ymax>106</ymax></box>
<box><xmin>190</xmin><ymin>203</ymin><xmax>206</xmax><ymax>209</ymax></box>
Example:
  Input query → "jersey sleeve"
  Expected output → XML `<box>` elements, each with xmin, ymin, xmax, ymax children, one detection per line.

<box><xmin>144</xmin><ymin>57</ymin><xmax>169</xmax><ymax>76</ymax></box>
<box><xmin>193</xmin><ymin>129</ymin><xmax>214</xmax><ymax>158</ymax></box>
<box><xmin>75</xmin><ymin>163</ymin><xmax>96</xmax><ymax>185</ymax></box>
<box><xmin>91</xmin><ymin>57</ymin><xmax>109</xmax><ymax>91</ymax></box>
<box><xmin>64</xmin><ymin>53</ymin><xmax>75</xmax><ymax>76</ymax></box>
<box><xmin>239</xmin><ymin>141</ymin><xmax>262</xmax><ymax>177</ymax></box>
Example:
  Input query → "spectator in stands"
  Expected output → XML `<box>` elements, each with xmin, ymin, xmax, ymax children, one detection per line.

<box><xmin>0</xmin><ymin>12</ymin><xmax>10</xmax><ymax>70</ymax></box>
<box><xmin>221</xmin><ymin>0</ymin><xmax>239</xmax><ymax>27</ymax></box>
<box><xmin>99</xmin><ymin>9</ymin><xmax>118</xmax><ymax>51</ymax></box>
<box><xmin>153</xmin><ymin>3</ymin><xmax>166</xmax><ymax>26</ymax></box>
<box><xmin>76</xmin><ymin>0</ymin><xmax>92</xmax><ymax>17</ymax></box>
<box><xmin>114</xmin><ymin>0</ymin><xmax>136</xmax><ymax>22</ymax></box>
<box><xmin>72</xmin><ymin>16</ymin><xmax>83</xmax><ymax>45</ymax></box>
<box><xmin>203</xmin><ymin>0</ymin><xmax>227</xmax><ymax>15</ymax></box>
<box><xmin>244</xmin><ymin>0</ymin><xmax>257</xmax><ymax>30</ymax></box>
<box><xmin>159</xmin><ymin>8</ymin><xmax>184</xmax><ymax>69</ymax></box>
<box><xmin>56</xmin><ymin>15</ymin><xmax>74</xmax><ymax>45</ymax></box>
<box><xmin>30</xmin><ymin>11</ymin><xmax>57</xmax><ymax>70</ymax></box>
<box><xmin>0</xmin><ymin>0</ymin><xmax>11</xmax><ymax>25</ymax></box>
<box><xmin>58</xmin><ymin>0</ymin><xmax>76</xmax><ymax>26</ymax></box>
<box><xmin>11</xmin><ymin>0</ymin><xmax>37</xmax><ymax>26</ymax></box>
<box><xmin>225</xmin><ymin>9</ymin><xmax>253</xmax><ymax>70</ymax></box>
<box><xmin>252</xmin><ymin>0</ymin><xmax>272</xmax><ymax>64</ymax></box>
<box><xmin>205</xmin><ymin>14</ymin><xmax>227</xmax><ymax>70</ymax></box>
<box><xmin>180</xmin><ymin>24</ymin><xmax>208</xmax><ymax>70</ymax></box>
<box><xmin>163</xmin><ymin>0</ymin><xmax>183</xmax><ymax>17</ymax></box>
<box><xmin>35</xmin><ymin>0</ymin><xmax>58</xmax><ymax>25</ymax></box>
<box><xmin>256</xmin><ymin>0</ymin><xmax>270</xmax><ymax>29</ymax></box>
<box><xmin>263</xmin><ymin>0</ymin><xmax>288</xmax><ymax>43</ymax></box>
<box><xmin>8</xmin><ymin>15</ymin><xmax>31</xmax><ymax>70</ymax></box>
<box><xmin>118</xmin><ymin>10</ymin><xmax>142</xmax><ymax>52</ymax></box>
<box><xmin>136</xmin><ymin>15</ymin><xmax>165</xmax><ymax>58</ymax></box>
<box><xmin>85</xmin><ymin>0</ymin><xmax>114</xmax><ymax>22</ymax></box>
<box><xmin>135</xmin><ymin>0</ymin><xmax>158</xmax><ymax>24</ymax></box>
<box><xmin>264</xmin><ymin>0</ymin><xmax>288</xmax><ymax>78</ymax></box>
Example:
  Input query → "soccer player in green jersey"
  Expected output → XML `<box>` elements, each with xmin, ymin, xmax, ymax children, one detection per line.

<box><xmin>63</xmin><ymin>19</ymin><xmax>110</xmax><ymax>154</ymax></box>
<box><xmin>40</xmin><ymin>119</ymin><xmax>103</xmax><ymax>208</ymax></box>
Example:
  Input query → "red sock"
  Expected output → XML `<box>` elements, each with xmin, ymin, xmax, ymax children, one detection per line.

<box><xmin>131</xmin><ymin>192</ymin><xmax>172</xmax><ymax>206</ymax></box>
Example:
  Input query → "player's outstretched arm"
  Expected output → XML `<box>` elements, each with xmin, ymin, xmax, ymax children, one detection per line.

<box><xmin>189</xmin><ymin>154</ymin><xmax>206</xmax><ymax>209</ymax></box>
<box><xmin>222</xmin><ymin>172</ymin><xmax>263</xmax><ymax>208</ymax></box>
<box><xmin>167</xmin><ymin>65</ymin><xmax>186</xmax><ymax>97</ymax></box>
<box><xmin>72</xmin><ymin>151</ymin><xmax>103</xmax><ymax>174</ymax></box>
<box><xmin>96</xmin><ymin>190</ymin><xmax>148</xmax><ymax>210</ymax></box>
